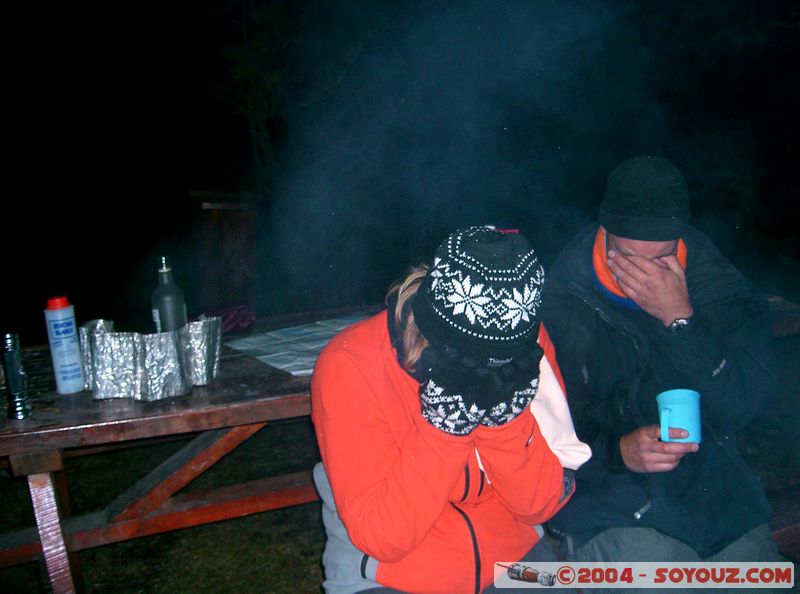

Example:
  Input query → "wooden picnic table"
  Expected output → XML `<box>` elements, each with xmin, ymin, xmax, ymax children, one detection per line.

<box><xmin>0</xmin><ymin>344</ymin><xmax>318</xmax><ymax>594</ymax></box>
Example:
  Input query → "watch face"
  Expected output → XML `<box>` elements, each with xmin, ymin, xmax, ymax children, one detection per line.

<box><xmin>670</xmin><ymin>318</ymin><xmax>690</xmax><ymax>333</ymax></box>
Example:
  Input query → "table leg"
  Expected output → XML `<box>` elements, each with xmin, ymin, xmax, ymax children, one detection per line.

<box><xmin>54</xmin><ymin>468</ymin><xmax>86</xmax><ymax>593</ymax></box>
<box><xmin>28</xmin><ymin>472</ymin><xmax>75</xmax><ymax>594</ymax></box>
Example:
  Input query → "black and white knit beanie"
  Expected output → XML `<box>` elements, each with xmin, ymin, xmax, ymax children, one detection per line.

<box><xmin>413</xmin><ymin>225</ymin><xmax>544</xmax><ymax>364</ymax></box>
<box><xmin>409</xmin><ymin>226</ymin><xmax>546</xmax><ymax>433</ymax></box>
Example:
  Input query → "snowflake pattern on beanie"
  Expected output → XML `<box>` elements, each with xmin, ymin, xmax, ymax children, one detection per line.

<box><xmin>439</xmin><ymin>270</ymin><xmax>543</xmax><ymax>329</ymax></box>
<box><xmin>426</xmin><ymin>236</ymin><xmax>544</xmax><ymax>344</ymax></box>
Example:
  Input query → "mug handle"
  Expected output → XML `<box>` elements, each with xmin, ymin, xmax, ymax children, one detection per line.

<box><xmin>660</xmin><ymin>408</ymin><xmax>671</xmax><ymax>442</ymax></box>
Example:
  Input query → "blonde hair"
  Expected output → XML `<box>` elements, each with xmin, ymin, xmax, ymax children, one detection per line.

<box><xmin>385</xmin><ymin>265</ymin><xmax>430</xmax><ymax>370</ymax></box>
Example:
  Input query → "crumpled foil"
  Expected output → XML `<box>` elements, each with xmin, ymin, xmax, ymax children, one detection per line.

<box><xmin>80</xmin><ymin>319</ymin><xmax>114</xmax><ymax>391</ymax></box>
<box><xmin>184</xmin><ymin>316</ymin><xmax>222</xmax><ymax>386</ymax></box>
<box><xmin>140</xmin><ymin>330</ymin><xmax>190</xmax><ymax>401</ymax></box>
<box><xmin>91</xmin><ymin>332</ymin><xmax>145</xmax><ymax>399</ymax></box>
<box><xmin>88</xmin><ymin>316</ymin><xmax>223</xmax><ymax>400</ymax></box>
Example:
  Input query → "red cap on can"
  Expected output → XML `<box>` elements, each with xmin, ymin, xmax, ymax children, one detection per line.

<box><xmin>46</xmin><ymin>296</ymin><xmax>71</xmax><ymax>310</ymax></box>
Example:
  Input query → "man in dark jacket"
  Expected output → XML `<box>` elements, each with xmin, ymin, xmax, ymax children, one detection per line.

<box><xmin>542</xmin><ymin>156</ymin><xmax>782</xmax><ymax>569</ymax></box>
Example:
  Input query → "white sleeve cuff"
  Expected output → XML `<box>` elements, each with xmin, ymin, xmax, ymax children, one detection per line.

<box><xmin>529</xmin><ymin>356</ymin><xmax>592</xmax><ymax>470</ymax></box>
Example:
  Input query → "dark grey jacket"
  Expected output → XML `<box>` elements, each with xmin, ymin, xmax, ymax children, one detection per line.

<box><xmin>542</xmin><ymin>223</ymin><xmax>778</xmax><ymax>557</ymax></box>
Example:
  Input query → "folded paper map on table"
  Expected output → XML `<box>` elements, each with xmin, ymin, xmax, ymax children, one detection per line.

<box><xmin>225</xmin><ymin>312</ymin><xmax>371</xmax><ymax>376</ymax></box>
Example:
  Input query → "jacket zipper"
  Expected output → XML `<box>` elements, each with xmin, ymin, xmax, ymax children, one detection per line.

<box><xmin>450</xmin><ymin>502</ymin><xmax>481</xmax><ymax>594</ymax></box>
<box><xmin>460</xmin><ymin>463</ymin><xmax>470</xmax><ymax>502</ymax></box>
<box><xmin>591</xmin><ymin>302</ymin><xmax>647</xmax><ymax>422</ymax></box>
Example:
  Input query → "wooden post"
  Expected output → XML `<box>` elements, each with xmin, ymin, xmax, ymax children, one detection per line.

<box><xmin>28</xmin><ymin>473</ymin><xmax>75</xmax><ymax>594</ymax></box>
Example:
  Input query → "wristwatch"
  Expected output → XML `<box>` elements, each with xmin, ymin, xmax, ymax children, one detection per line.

<box><xmin>669</xmin><ymin>317</ymin><xmax>691</xmax><ymax>334</ymax></box>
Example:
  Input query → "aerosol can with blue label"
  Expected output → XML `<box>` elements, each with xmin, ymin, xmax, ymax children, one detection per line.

<box><xmin>44</xmin><ymin>296</ymin><xmax>85</xmax><ymax>394</ymax></box>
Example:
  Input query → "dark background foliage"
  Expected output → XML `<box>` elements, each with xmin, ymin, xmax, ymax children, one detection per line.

<box><xmin>5</xmin><ymin>0</ymin><xmax>799</xmax><ymax>345</ymax></box>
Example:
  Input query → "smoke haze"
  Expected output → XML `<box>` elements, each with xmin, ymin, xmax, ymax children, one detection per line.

<box><xmin>251</xmin><ymin>0</ymin><xmax>797</xmax><ymax>314</ymax></box>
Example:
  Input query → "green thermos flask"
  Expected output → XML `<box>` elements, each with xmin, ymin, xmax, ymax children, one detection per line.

<box><xmin>151</xmin><ymin>256</ymin><xmax>188</xmax><ymax>332</ymax></box>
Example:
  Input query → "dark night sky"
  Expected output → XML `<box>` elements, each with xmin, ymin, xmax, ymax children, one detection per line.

<box><xmin>5</xmin><ymin>0</ymin><xmax>799</xmax><ymax>346</ymax></box>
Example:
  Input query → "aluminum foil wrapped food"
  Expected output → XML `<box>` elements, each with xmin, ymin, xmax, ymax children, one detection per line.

<box><xmin>80</xmin><ymin>319</ymin><xmax>115</xmax><ymax>391</ymax></box>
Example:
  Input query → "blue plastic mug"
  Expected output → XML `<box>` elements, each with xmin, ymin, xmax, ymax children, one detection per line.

<box><xmin>656</xmin><ymin>389</ymin><xmax>701</xmax><ymax>443</ymax></box>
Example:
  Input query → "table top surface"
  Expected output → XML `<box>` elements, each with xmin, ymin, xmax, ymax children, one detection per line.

<box><xmin>0</xmin><ymin>344</ymin><xmax>312</xmax><ymax>458</ymax></box>
<box><xmin>0</xmin><ymin>305</ymin><xmax>385</xmax><ymax>458</ymax></box>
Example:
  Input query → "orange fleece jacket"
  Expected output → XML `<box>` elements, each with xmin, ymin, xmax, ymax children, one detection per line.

<box><xmin>311</xmin><ymin>310</ymin><xmax>572</xmax><ymax>593</ymax></box>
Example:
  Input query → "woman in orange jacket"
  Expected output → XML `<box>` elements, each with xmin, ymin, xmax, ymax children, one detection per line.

<box><xmin>311</xmin><ymin>226</ymin><xmax>590</xmax><ymax>593</ymax></box>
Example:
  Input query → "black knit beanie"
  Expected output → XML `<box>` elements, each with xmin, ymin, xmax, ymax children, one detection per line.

<box><xmin>412</xmin><ymin>226</ymin><xmax>544</xmax><ymax>364</ymax></box>
<box><xmin>599</xmin><ymin>156</ymin><xmax>691</xmax><ymax>241</ymax></box>
<box><xmin>407</xmin><ymin>226</ymin><xmax>546</xmax><ymax>430</ymax></box>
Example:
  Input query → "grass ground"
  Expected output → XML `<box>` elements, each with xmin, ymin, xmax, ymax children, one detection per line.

<box><xmin>0</xmin><ymin>419</ymin><xmax>325</xmax><ymax>594</ymax></box>
<box><xmin>1</xmin><ymin>336</ymin><xmax>798</xmax><ymax>593</ymax></box>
